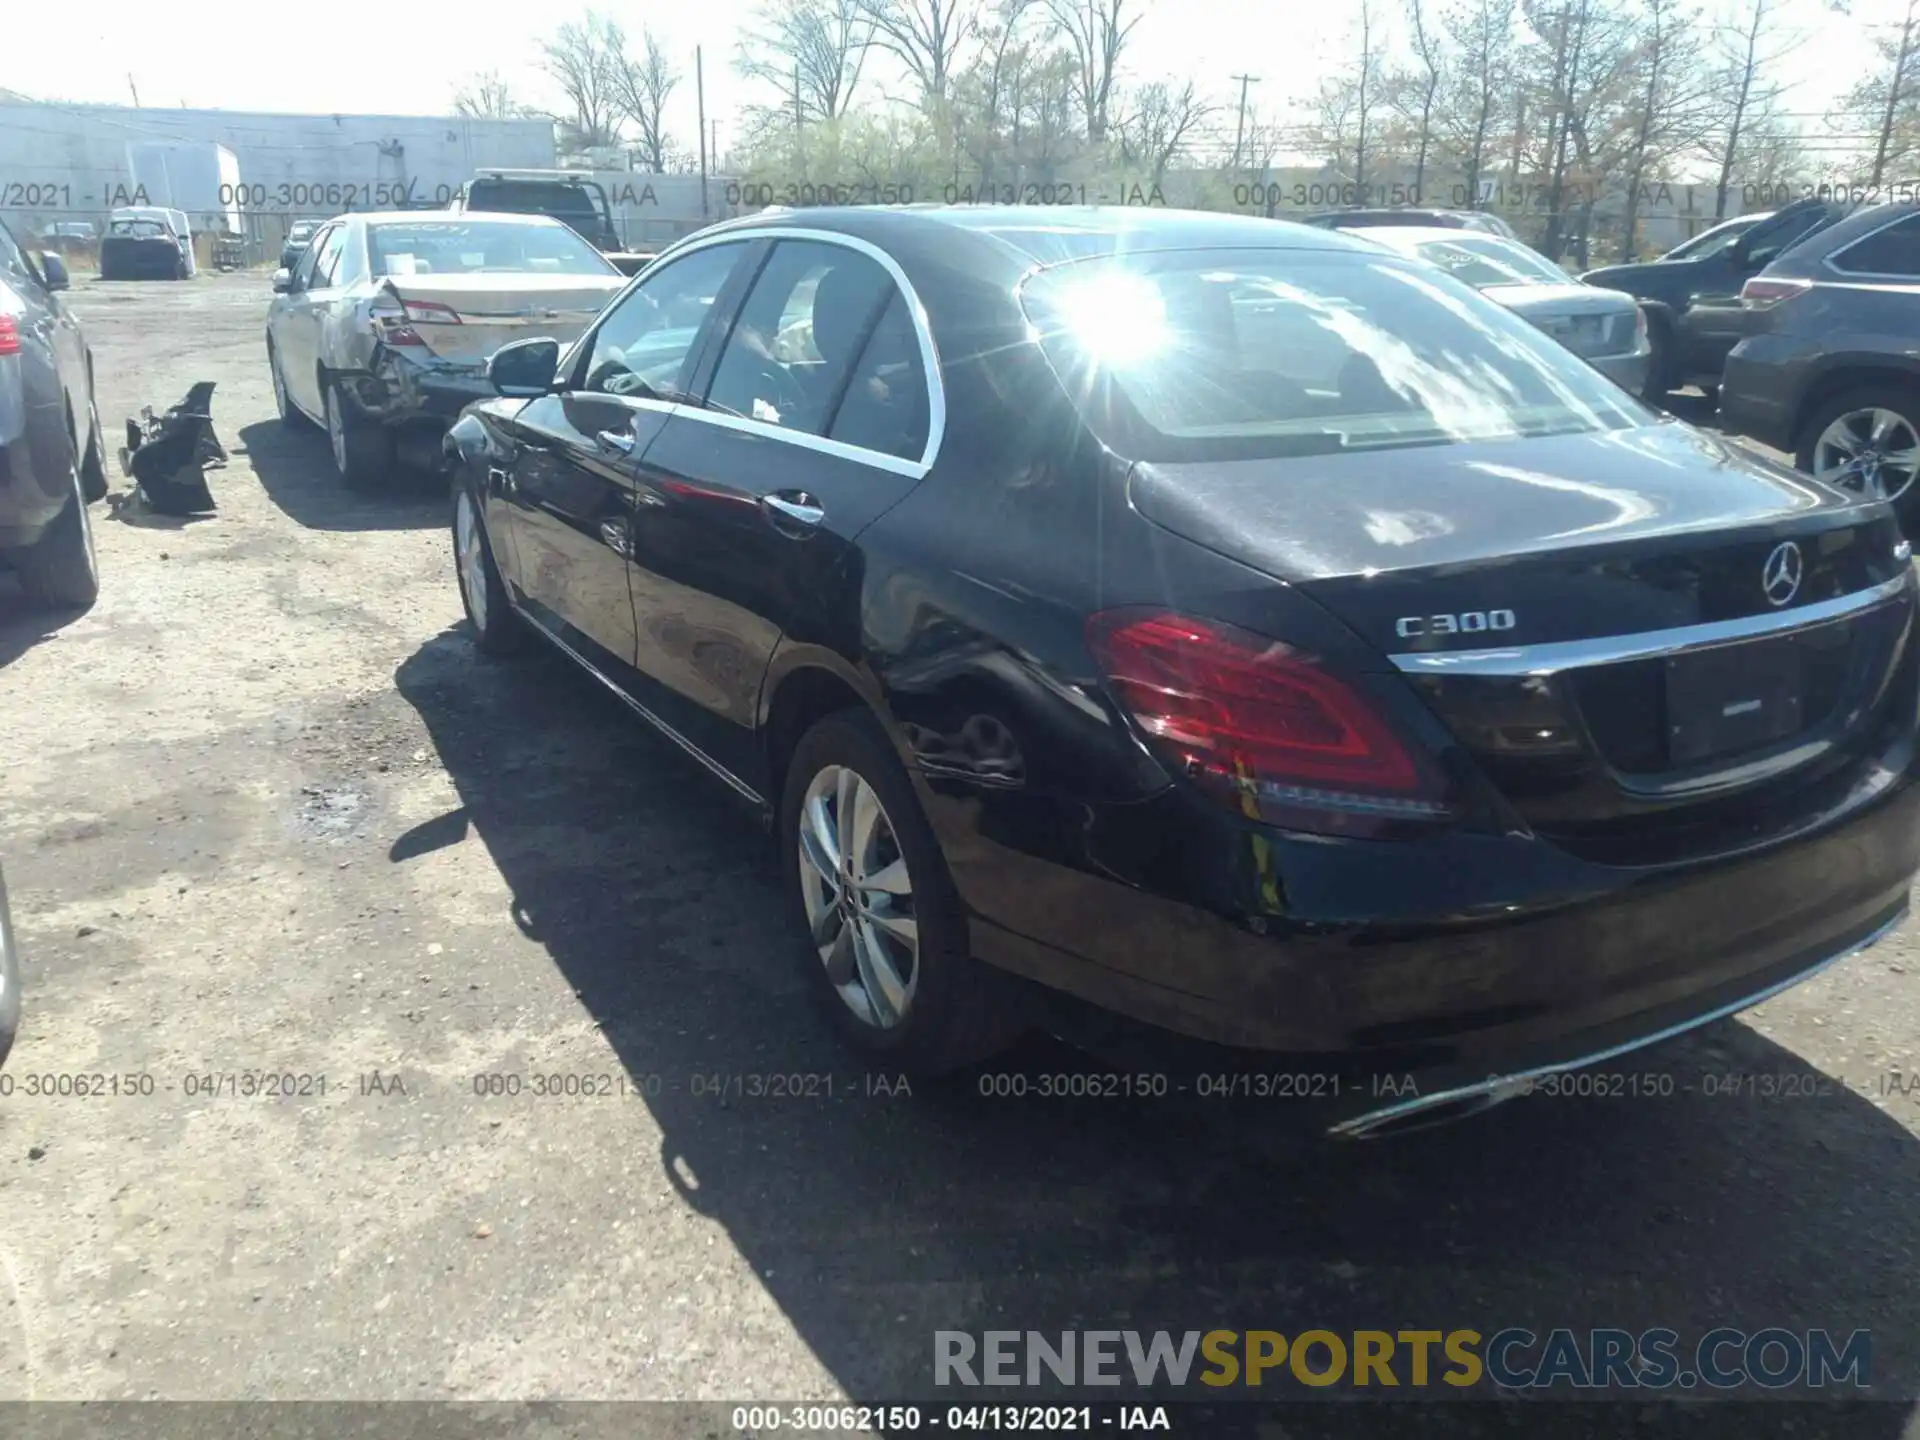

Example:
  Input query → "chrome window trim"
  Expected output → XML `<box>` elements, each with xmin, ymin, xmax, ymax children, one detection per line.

<box><xmin>616</xmin><ymin>225</ymin><xmax>947</xmax><ymax>479</ymax></box>
<box><xmin>1390</xmin><ymin>572</ymin><xmax>1911</xmax><ymax>677</ymax></box>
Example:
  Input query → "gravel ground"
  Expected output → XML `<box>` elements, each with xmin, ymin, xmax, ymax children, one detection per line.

<box><xmin>4</xmin><ymin>273</ymin><xmax>1920</xmax><ymax>1428</ymax></box>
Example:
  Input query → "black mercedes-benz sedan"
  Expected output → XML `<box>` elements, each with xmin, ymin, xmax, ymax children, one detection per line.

<box><xmin>444</xmin><ymin>206</ymin><xmax>1920</xmax><ymax>1137</ymax></box>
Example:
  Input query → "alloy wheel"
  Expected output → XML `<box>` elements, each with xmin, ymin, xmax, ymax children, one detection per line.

<box><xmin>796</xmin><ymin>765</ymin><xmax>919</xmax><ymax>1029</ymax></box>
<box><xmin>1812</xmin><ymin>407</ymin><xmax>1920</xmax><ymax>503</ymax></box>
<box><xmin>455</xmin><ymin>491</ymin><xmax>489</xmax><ymax>634</ymax></box>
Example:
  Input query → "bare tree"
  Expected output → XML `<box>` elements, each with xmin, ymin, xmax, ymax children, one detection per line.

<box><xmin>1044</xmin><ymin>0</ymin><xmax>1139</xmax><ymax>142</ymax></box>
<box><xmin>1836</xmin><ymin>0</ymin><xmax>1920</xmax><ymax>186</ymax></box>
<box><xmin>1523</xmin><ymin>0</ymin><xmax>1639</xmax><ymax>260</ymax></box>
<box><xmin>1617</xmin><ymin>0</ymin><xmax>1707</xmax><ymax>256</ymax></box>
<box><xmin>1699</xmin><ymin>0</ymin><xmax>1791</xmax><ymax>219</ymax></box>
<box><xmin>854</xmin><ymin>0</ymin><xmax>982</xmax><ymax>102</ymax></box>
<box><xmin>1117</xmin><ymin>79</ymin><xmax>1212</xmax><ymax>181</ymax></box>
<box><xmin>954</xmin><ymin>0</ymin><xmax>1036</xmax><ymax>180</ymax></box>
<box><xmin>1439</xmin><ymin>0</ymin><xmax>1517</xmax><ymax>208</ymax></box>
<box><xmin>452</xmin><ymin>71</ymin><xmax>529</xmax><ymax>120</ymax></box>
<box><xmin>1311</xmin><ymin>0</ymin><xmax>1387</xmax><ymax>191</ymax></box>
<box><xmin>1394</xmin><ymin>0</ymin><xmax>1449</xmax><ymax>203</ymax></box>
<box><xmin>612</xmin><ymin>28</ymin><xmax>681</xmax><ymax>171</ymax></box>
<box><xmin>542</xmin><ymin>12</ymin><xmax>625</xmax><ymax>149</ymax></box>
<box><xmin>738</xmin><ymin>0</ymin><xmax>876</xmax><ymax>124</ymax></box>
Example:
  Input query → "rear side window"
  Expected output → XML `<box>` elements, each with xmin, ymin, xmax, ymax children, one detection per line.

<box><xmin>1830</xmin><ymin>214</ymin><xmax>1920</xmax><ymax>276</ymax></box>
<box><xmin>1023</xmin><ymin>247</ymin><xmax>1647</xmax><ymax>463</ymax></box>
<box><xmin>829</xmin><ymin>293</ymin><xmax>930</xmax><ymax>460</ymax></box>
<box><xmin>704</xmin><ymin>240</ymin><xmax>906</xmax><ymax>442</ymax></box>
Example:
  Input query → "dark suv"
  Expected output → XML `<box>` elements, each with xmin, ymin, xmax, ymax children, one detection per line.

<box><xmin>1584</xmin><ymin>195</ymin><xmax>1856</xmax><ymax>398</ymax></box>
<box><xmin>449</xmin><ymin>172</ymin><xmax>622</xmax><ymax>253</ymax></box>
<box><xmin>1720</xmin><ymin>199</ymin><xmax>1920</xmax><ymax>529</ymax></box>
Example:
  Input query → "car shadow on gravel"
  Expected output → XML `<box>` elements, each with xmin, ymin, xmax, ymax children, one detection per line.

<box><xmin>239</xmin><ymin>420</ymin><xmax>445</xmax><ymax>532</ymax></box>
<box><xmin>0</xmin><ymin>578</ymin><xmax>91</xmax><ymax>669</ymax></box>
<box><xmin>394</xmin><ymin>626</ymin><xmax>1920</xmax><ymax>1433</ymax></box>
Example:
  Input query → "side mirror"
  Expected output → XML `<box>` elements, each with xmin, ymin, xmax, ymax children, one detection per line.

<box><xmin>272</xmin><ymin>268</ymin><xmax>294</xmax><ymax>294</ymax></box>
<box><xmin>38</xmin><ymin>253</ymin><xmax>69</xmax><ymax>291</ymax></box>
<box><xmin>489</xmin><ymin>337</ymin><xmax>562</xmax><ymax>396</ymax></box>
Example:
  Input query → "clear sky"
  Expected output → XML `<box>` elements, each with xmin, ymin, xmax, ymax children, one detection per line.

<box><xmin>2</xmin><ymin>0</ymin><xmax>1909</xmax><ymax>171</ymax></box>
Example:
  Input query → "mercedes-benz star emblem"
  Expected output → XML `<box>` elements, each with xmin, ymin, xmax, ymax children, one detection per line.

<box><xmin>1762</xmin><ymin>540</ymin><xmax>1804</xmax><ymax>607</ymax></box>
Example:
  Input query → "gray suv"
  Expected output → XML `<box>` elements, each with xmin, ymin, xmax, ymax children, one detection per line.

<box><xmin>1720</xmin><ymin>198</ymin><xmax>1920</xmax><ymax>526</ymax></box>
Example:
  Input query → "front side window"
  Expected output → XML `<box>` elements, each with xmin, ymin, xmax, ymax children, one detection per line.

<box><xmin>1831</xmin><ymin>214</ymin><xmax>1920</xmax><ymax>277</ymax></box>
<box><xmin>704</xmin><ymin>240</ymin><xmax>898</xmax><ymax>436</ymax></box>
<box><xmin>1023</xmin><ymin>247</ymin><xmax>1649</xmax><ymax>463</ymax></box>
<box><xmin>311</xmin><ymin>224</ymin><xmax>350</xmax><ymax>288</ymax></box>
<box><xmin>579</xmin><ymin>241</ymin><xmax>747</xmax><ymax>398</ymax></box>
<box><xmin>366</xmin><ymin>220</ymin><xmax>615</xmax><ymax>278</ymax></box>
<box><xmin>292</xmin><ymin>223</ymin><xmax>335</xmax><ymax>289</ymax></box>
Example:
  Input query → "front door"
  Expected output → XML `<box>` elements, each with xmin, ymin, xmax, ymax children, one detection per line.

<box><xmin>501</xmin><ymin>238</ymin><xmax>759</xmax><ymax>687</ymax></box>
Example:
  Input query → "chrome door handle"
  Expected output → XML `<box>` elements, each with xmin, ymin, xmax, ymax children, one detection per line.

<box><xmin>761</xmin><ymin>493</ymin><xmax>825</xmax><ymax>530</ymax></box>
<box><xmin>595</xmin><ymin>428</ymin><xmax>635</xmax><ymax>454</ymax></box>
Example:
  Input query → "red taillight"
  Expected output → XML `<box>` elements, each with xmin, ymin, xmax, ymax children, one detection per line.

<box><xmin>1086</xmin><ymin>610</ymin><xmax>1448</xmax><ymax>825</ymax></box>
<box><xmin>372</xmin><ymin>294</ymin><xmax>462</xmax><ymax>347</ymax></box>
<box><xmin>1740</xmin><ymin>276</ymin><xmax>1812</xmax><ymax>309</ymax></box>
<box><xmin>0</xmin><ymin>316</ymin><xmax>19</xmax><ymax>357</ymax></box>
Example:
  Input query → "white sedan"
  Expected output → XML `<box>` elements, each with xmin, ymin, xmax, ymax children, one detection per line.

<box><xmin>265</xmin><ymin>211</ymin><xmax>628</xmax><ymax>488</ymax></box>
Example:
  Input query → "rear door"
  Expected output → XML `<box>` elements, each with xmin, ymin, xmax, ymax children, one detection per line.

<box><xmin>621</xmin><ymin>235</ymin><xmax>937</xmax><ymax>785</ymax></box>
<box><xmin>498</xmin><ymin>237</ymin><xmax>759</xmax><ymax>690</ymax></box>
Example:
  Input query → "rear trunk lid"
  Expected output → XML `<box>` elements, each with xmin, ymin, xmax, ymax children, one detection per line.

<box><xmin>377</xmin><ymin>273</ymin><xmax>624</xmax><ymax>367</ymax></box>
<box><xmin>1129</xmin><ymin>422</ymin><xmax>1917</xmax><ymax>860</ymax></box>
<box><xmin>1489</xmin><ymin>283</ymin><xmax>1641</xmax><ymax>358</ymax></box>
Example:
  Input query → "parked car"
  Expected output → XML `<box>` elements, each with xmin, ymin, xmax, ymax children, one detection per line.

<box><xmin>1301</xmin><ymin>207</ymin><xmax>1523</xmax><ymax>241</ymax></box>
<box><xmin>265</xmin><ymin>211</ymin><xmax>628</xmax><ymax>489</ymax></box>
<box><xmin>1582</xmin><ymin>196</ymin><xmax>1855</xmax><ymax>398</ymax></box>
<box><xmin>449</xmin><ymin>171</ymin><xmax>621</xmax><ymax>253</ymax></box>
<box><xmin>1720</xmin><ymin>199</ymin><xmax>1920</xmax><ymax>529</ymax></box>
<box><xmin>0</xmin><ymin>218</ymin><xmax>105</xmax><ymax>606</ymax></box>
<box><xmin>443</xmin><ymin>206</ymin><xmax>1920</xmax><ymax>1138</ymax></box>
<box><xmin>39</xmin><ymin>222</ymin><xmax>97</xmax><ymax>254</ymax></box>
<box><xmin>99</xmin><ymin>206</ymin><xmax>195</xmax><ymax>280</ymax></box>
<box><xmin>1340</xmin><ymin>225</ymin><xmax>1650</xmax><ymax>390</ymax></box>
<box><xmin>0</xmin><ymin>862</ymin><xmax>18</xmax><ymax>1070</ymax></box>
<box><xmin>279</xmin><ymin>219</ymin><xmax>319</xmax><ymax>272</ymax></box>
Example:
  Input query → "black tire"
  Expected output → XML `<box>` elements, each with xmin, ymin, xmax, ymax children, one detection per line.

<box><xmin>79</xmin><ymin>392</ymin><xmax>108</xmax><ymax>503</ymax></box>
<box><xmin>451</xmin><ymin>484</ymin><xmax>523</xmax><ymax>656</ymax></box>
<box><xmin>323</xmin><ymin>377</ymin><xmax>392</xmax><ymax>491</ymax></box>
<box><xmin>268</xmin><ymin>340</ymin><xmax>312</xmax><ymax>431</ymax></box>
<box><xmin>13</xmin><ymin>443</ymin><xmax>100</xmax><ymax>609</ymax></box>
<box><xmin>780</xmin><ymin>709</ymin><xmax>1028</xmax><ymax>1074</ymax></box>
<box><xmin>1795</xmin><ymin>381</ymin><xmax>1920</xmax><ymax>528</ymax></box>
<box><xmin>1640</xmin><ymin>314</ymin><xmax>1673</xmax><ymax>401</ymax></box>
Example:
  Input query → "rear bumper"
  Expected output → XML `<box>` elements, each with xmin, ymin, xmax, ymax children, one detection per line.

<box><xmin>99</xmin><ymin>239</ymin><xmax>184</xmax><ymax>279</ymax></box>
<box><xmin>1591</xmin><ymin>348</ymin><xmax>1650</xmax><ymax>392</ymax></box>
<box><xmin>939</xmin><ymin>739</ymin><xmax>1920</xmax><ymax>1093</ymax></box>
<box><xmin>351</xmin><ymin>355</ymin><xmax>493</xmax><ymax>426</ymax></box>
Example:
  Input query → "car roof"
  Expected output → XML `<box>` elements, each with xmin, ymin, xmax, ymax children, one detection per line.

<box><xmin>687</xmin><ymin>204</ymin><xmax>1375</xmax><ymax>281</ymax></box>
<box><xmin>1338</xmin><ymin>225</ymin><xmax>1517</xmax><ymax>248</ymax></box>
<box><xmin>347</xmin><ymin>210</ymin><xmax>568</xmax><ymax>228</ymax></box>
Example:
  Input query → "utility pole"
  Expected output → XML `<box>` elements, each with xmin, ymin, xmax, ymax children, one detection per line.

<box><xmin>1230</xmin><ymin>74</ymin><xmax>1260</xmax><ymax>171</ymax></box>
<box><xmin>127</xmin><ymin>73</ymin><xmax>140</xmax><ymax>107</ymax></box>
<box><xmin>696</xmin><ymin>46</ymin><xmax>709</xmax><ymax>219</ymax></box>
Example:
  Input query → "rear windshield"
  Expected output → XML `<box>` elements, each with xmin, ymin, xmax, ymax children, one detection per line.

<box><xmin>366</xmin><ymin>220</ymin><xmax>616</xmax><ymax>277</ymax></box>
<box><xmin>468</xmin><ymin>180</ymin><xmax>607</xmax><ymax>224</ymax></box>
<box><xmin>110</xmin><ymin>219</ymin><xmax>169</xmax><ymax>238</ymax></box>
<box><xmin>1410</xmin><ymin>236</ymin><xmax>1568</xmax><ymax>288</ymax></box>
<box><xmin>1021</xmin><ymin>247</ymin><xmax>1649</xmax><ymax>462</ymax></box>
